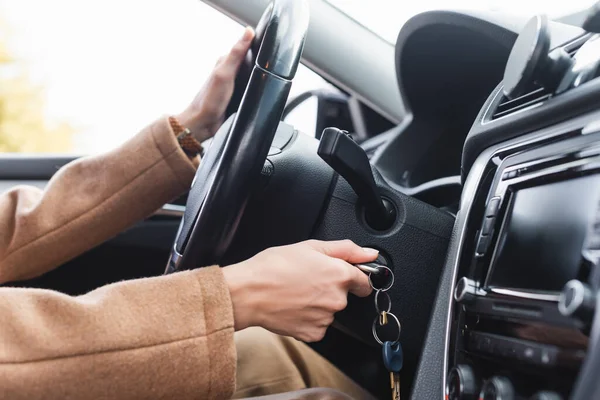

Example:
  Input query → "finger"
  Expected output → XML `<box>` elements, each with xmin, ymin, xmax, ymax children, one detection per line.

<box><xmin>346</xmin><ymin>264</ymin><xmax>373</xmax><ymax>298</ymax></box>
<box><xmin>308</xmin><ymin>239</ymin><xmax>379</xmax><ymax>263</ymax></box>
<box><xmin>214</xmin><ymin>56</ymin><xmax>225</xmax><ymax>67</ymax></box>
<box><xmin>221</xmin><ymin>26</ymin><xmax>255</xmax><ymax>74</ymax></box>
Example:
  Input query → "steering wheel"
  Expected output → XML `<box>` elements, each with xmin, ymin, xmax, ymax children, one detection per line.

<box><xmin>166</xmin><ymin>0</ymin><xmax>310</xmax><ymax>273</ymax></box>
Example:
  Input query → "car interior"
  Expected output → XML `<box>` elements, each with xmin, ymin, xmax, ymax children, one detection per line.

<box><xmin>3</xmin><ymin>0</ymin><xmax>600</xmax><ymax>399</ymax></box>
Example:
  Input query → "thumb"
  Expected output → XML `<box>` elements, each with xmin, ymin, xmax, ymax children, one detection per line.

<box><xmin>308</xmin><ymin>239</ymin><xmax>379</xmax><ymax>263</ymax></box>
<box><xmin>346</xmin><ymin>264</ymin><xmax>373</xmax><ymax>298</ymax></box>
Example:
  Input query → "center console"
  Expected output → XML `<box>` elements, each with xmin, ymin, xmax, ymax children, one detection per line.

<box><xmin>449</xmin><ymin>126</ymin><xmax>600</xmax><ymax>399</ymax></box>
<box><xmin>442</xmin><ymin>10</ymin><xmax>600</xmax><ymax>400</ymax></box>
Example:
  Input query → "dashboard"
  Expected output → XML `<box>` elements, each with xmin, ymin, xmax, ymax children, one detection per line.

<box><xmin>402</xmin><ymin>8</ymin><xmax>600</xmax><ymax>400</ymax></box>
<box><xmin>372</xmin><ymin>11</ymin><xmax>581</xmax><ymax>212</ymax></box>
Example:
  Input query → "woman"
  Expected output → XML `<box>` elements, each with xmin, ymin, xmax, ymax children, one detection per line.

<box><xmin>0</xmin><ymin>28</ymin><xmax>377</xmax><ymax>400</ymax></box>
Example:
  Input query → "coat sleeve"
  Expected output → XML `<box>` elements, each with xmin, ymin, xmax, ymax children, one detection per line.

<box><xmin>0</xmin><ymin>266</ymin><xmax>236</xmax><ymax>400</ymax></box>
<box><xmin>0</xmin><ymin>117</ymin><xmax>196</xmax><ymax>283</ymax></box>
<box><xmin>0</xmin><ymin>118</ymin><xmax>237</xmax><ymax>399</ymax></box>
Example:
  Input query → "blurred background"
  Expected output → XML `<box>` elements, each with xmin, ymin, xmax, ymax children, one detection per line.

<box><xmin>0</xmin><ymin>0</ymin><xmax>595</xmax><ymax>154</ymax></box>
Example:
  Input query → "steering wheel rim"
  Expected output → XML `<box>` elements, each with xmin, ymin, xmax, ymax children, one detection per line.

<box><xmin>166</xmin><ymin>0</ymin><xmax>310</xmax><ymax>273</ymax></box>
<box><xmin>223</xmin><ymin>3</ymin><xmax>272</xmax><ymax>121</ymax></box>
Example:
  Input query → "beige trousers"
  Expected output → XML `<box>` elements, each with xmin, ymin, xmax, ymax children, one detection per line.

<box><xmin>233</xmin><ymin>328</ymin><xmax>375</xmax><ymax>400</ymax></box>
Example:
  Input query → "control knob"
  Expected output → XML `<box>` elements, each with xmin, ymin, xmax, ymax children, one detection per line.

<box><xmin>454</xmin><ymin>277</ymin><xmax>479</xmax><ymax>304</ymax></box>
<box><xmin>446</xmin><ymin>365</ymin><xmax>478</xmax><ymax>400</ymax></box>
<box><xmin>558</xmin><ymin>280</ymin><xmax>597</xmax><ymax>326</ymax></box>
<box><xmin>479</xmin><ymin>376</ymin><xmax>515</xmax><ymax>400</ymax></box>
<box><xmin>503</xmin><ymin>15</ymin><xmax>572</xmax><ymax>98</ymax></box>
<box><xmin>529</xmin><ymin>391</ymin><xmax>562</xmax><ymax>400</ymax></box>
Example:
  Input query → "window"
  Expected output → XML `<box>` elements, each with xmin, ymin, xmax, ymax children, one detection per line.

<box><xmin>0</xmin><ymin>0</ymin><xmax>329</xmax><ymax>154</ymax></box>
<box><xmin>285</xmin><ymin>66</ymin><xmax>337</xmax><ymax>137</ymax></box>
<box><xmin>326</xmin><ymin>0</ymin><xmax>595</xmax><ymax>44</ymax></box>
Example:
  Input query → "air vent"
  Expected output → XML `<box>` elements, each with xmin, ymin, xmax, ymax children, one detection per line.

<box><xmin>492</xmin><ymin>86</ymin><xmax>551</xmax><ymax>119</ymax></box>
<box><xmin>491</xmin><ymin>36</ymin><xmax>588</xmax><ymax>120</ymax></box>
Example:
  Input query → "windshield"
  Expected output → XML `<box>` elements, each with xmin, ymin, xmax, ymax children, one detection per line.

<box><xmin>326</xmin><ymin>0</ymin><xmax>596</xmax><ymax>43</ymax></box>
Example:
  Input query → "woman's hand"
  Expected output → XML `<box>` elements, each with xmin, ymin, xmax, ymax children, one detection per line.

<box><xmin>222</xmin><ymin>240</ymin><xmax>379</xmax><ymax>342</ymax></box>
<box><xmin>177</xmin><ymin>27</ymin><xmax>255</xmax><ymax>143</ymax></box>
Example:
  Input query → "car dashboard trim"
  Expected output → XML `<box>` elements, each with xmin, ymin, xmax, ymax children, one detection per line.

<box><xmin>442</xmin><ymin>137</ymin><xmax>495</xmax><ymax>400</ymax></box>
<box><xmin>442</xmin><ymin>107</ymin><xmax>600</xmax><ymax>400</ymax></box>
<box><xmin>154</xmin><ymin>204</ymin><xmax>186</xmax><ymax>218</ymax></box>
<box><xmin>487</xmin><ymin>287</ymin><xmax>561</xmax><ymax>302</ymax></box>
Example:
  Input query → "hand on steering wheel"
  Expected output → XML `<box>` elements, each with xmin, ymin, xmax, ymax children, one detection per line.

<box><xmin>167</xmin><ymin>0</ymin><xmax>310</xmax><ymax>272</ymax></box>
<box><xmin>177</xmin><ymin>27</ymin><xmax>255</xmax><ymax>144</ymax></box>
<box><xmin>223</xmin><ymin>240</ymin><xmax>379</xmax><ymax>342</ymax></box>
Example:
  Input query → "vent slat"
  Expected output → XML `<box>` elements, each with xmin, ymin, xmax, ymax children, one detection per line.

<box><xmin>493</xmin><ymin>92</ymin><xmax>552</xmax><ymax>119</ymax></box>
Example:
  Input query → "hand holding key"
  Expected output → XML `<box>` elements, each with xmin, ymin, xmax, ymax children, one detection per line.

<box><xmin>222</xmin><ymin>239</ymin><xmax>378</xmax><ymax>342</ymax></box>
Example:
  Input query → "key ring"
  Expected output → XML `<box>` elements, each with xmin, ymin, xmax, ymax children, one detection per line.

<box><xmin>368</xmin><ymin>265</ymin><xmax>394</xmax><ymax>292</ymax></box>
<box><xmin>374</xmin><ymin>290</ymin><xmax>391</xmax><ymax>314</ymax></box>
<box><xmin>372</xmin><ymin>312</ymin><xmax>401</xmax><ymax>345</ymax></box>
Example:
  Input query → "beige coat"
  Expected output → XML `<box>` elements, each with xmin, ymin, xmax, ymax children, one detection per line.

<box><xmin>0</xmin><ymin>118</ymin><xmax>237</xmax><ymax>399</ymax></box>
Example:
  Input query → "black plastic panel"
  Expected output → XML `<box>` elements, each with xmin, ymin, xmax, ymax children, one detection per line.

<box><xmin>463</xmin><ymin>75</ymin><xmax>600</xmax><ymax>180</ymax></box>
<box><xmin>312</xmin><ymin>170</ymin><xmax>455</xmax><ymax>399</ymax></box>
<box><xmin>411</xmin><ymin>220</ymin><xmax>462</xmax><ymax>400</ymax></box>
<box><xmin>375</xmin><ymin>11</ymin><xmax>521</xmax><ymax>189</ymax></box>
<box><xmin>435</xmin><ymin>115</ymin><xmax>600</xmax><ymax>400</ymax></box>
<box><xmin>219</xmin><ymin>129</ymin><xmax>335</xmax><ymax>266</ymax></box>
<box><xmin>0</xmin><ymin>156</ymin><xmax>76</xmax><ymax>180</ymax></box>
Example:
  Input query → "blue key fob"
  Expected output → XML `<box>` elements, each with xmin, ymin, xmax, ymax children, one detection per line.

<box><xmin>382</xmin><ymin>341</ymin><xmax>403</xmax><ymax>372</ymax></box>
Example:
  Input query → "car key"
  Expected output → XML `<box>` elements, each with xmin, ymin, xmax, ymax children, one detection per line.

<box><xmin>354</xmin><ymin>262</ymin><xmax>384</xmax><ymax>275</ymax></box>
<box><xmin>383</xmin><ymin>341</ymin><xmax>403</xmax><ymax>400</ymax></box>
<box><xmin>363</xmin><ymin>258</ymin><xmax>403</xmax><ymax>399</ymax></box>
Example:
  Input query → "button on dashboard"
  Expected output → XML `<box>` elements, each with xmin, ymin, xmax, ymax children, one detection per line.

<box><xmin>520</xmin><ymin>345</ymin><xmax>539</xmax><ymax>362</ymax></box>
<box><xmin>502</xmin><ymin>170</ymin><xmax>518</xmax><ymax>180</ymax></box>
<box><xmin>485</xmin><ymin>197</ymin><xmax>501</xmax><ymax>217</ymax></box>
<box><xmin>476</xmin><ymin>197</ymin><xmax>501</xmax><ymax>256</ymax></box>
<box><xmin>467</xmin><ymin>332</ymin><xmax>560</xmax><ymax>367</ymax></box>
<box><xmin>481</xmin><ymin>216</ymin><xmax>495</xmax><ymax>236</ymax></box>
<box><xmin>476</xmin><ymin>234</ymin><xmax>491</xmax><ymax>255</ymax></box>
